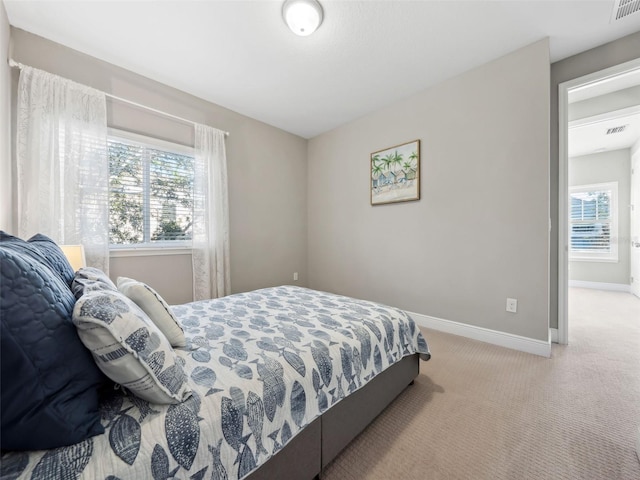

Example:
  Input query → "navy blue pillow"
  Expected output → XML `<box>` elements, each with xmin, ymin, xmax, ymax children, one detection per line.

<box><xmin>0</xmin><ymin>240</ymin><xmax>108</xmax><ymax>450</ymax></box>
<box><xmin>27</xmin><ymin>233</ymin><xmax>76</xmax><ymax>286</ymax></box>
<box><xmin>0</xmin><ymin>232</ymin><xmax>74</xmax><ymax>287</ymax></box>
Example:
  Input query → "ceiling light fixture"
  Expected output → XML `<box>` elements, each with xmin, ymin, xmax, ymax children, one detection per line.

<box><xmin>282</xmin><ymin>0</ymin><xmax>324</xmax><ymax>36</ymax></box>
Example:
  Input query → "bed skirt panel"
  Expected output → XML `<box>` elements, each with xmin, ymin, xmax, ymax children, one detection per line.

<box><xmin>321</xmin><ymin>353</ymin><xmax>419</xmax><ymax>468</ymax></box>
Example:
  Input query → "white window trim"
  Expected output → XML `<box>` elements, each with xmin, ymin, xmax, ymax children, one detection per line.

<box><xmin>108</xmin><ymin>128</ymin><xmax>194</xmax><ymax>157</ymax></box>
<box><xmin>108</xmin><ymin>128</ymin><xmax>195</xmax><ymax>252</ymax></box>
<box><xmin>569</xmin><ymin>181</ymin><xmax>618</xmax><ymax>263</ymax></box>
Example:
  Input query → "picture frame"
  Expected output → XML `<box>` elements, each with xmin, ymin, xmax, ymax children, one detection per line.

<box><xmin>370</xmin><ymin>139</ymin><xmax>420</xmax><ymax>205</ymax></box>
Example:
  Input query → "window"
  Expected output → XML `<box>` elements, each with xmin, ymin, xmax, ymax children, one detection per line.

<box><xmin>108</xmin><ymin>130</ymin><xmax>195</xmax><ymax>248</ymax></box>
<box><xmin>569</xmin><ymin>182</ymin><xmax>618</xmax><ymax>262</ymax></box>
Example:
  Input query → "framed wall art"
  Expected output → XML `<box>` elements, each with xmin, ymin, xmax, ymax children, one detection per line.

<box><xmin>370</xmin><ymin>139</ymin><xmax>420</xmax><ymax>205</ymax></box>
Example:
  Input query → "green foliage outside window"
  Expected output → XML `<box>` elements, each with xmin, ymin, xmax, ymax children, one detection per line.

<box><xmin>108</xmin><ymin>138</ymin><xmax>194</xmax><ymax>245</ymax></box>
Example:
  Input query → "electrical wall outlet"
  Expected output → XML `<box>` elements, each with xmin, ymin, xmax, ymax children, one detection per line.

<box><xmin>293</xmin><ymin>272</ymin><xmax>298</xmax><ymax>281</ymax></box>
<box><xmin>506</xmin><ymin>298</ymin><xmax>518</xmax><ymax>313</ymax></box>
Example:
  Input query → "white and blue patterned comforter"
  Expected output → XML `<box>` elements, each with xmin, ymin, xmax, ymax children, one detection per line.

<box><xmin>1</xmin><ymin>286</ymin><xmax>430</xmax><ymax>480</ymax></box>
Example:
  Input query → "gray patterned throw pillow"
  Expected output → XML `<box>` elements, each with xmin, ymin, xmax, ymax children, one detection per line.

<box><xmin>117</xmin><ymin>276</ymin><xmax>186</xmax><ymax>348</ymax></box>
<box><xmin>72</xmin><ymin>289</ymin><xmax>192</xmax><ymax>404</ymax></box>
<box><xmin>72</xmin><ymin>267</ymin><xmax>118</xmax><ymax>299</ymax></box>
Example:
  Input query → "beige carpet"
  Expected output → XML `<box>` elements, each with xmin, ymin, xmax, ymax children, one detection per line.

<box><xmin>322</xmin><ymin>288</ymin><xmax>640</xmax><ymax>479</ymax></box>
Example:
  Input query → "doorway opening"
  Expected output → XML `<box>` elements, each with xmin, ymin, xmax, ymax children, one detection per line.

<box><xmin>558</xmin><ymin>58</ymin><xmax>640</xmax><ymax>345</ymax></box>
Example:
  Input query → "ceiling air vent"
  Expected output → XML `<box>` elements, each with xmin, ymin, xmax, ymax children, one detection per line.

<box><xmin>611</xmin><ymin>0</ymin><xmax>640</xmax><ymax>21</ymax></box>
<box><xmin>606</xmin><ymin>125</ymin><xmax>628</xmax><ymax>135</ymax></box>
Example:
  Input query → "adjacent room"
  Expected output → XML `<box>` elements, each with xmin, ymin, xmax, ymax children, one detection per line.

<box><xmin>1</xmin><ymin>1</ymin><xmax>639</xmax><ymax>479</ymax></box>
<box><xmin>565</xmin><ymin>67</ymin><xmax>640</xmax><ymax>350</ymax></box>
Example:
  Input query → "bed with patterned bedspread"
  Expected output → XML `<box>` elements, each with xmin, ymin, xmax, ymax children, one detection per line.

<box><xmin>1</xmin><ymin>279</ymin><xmax>429</xmax><ymax>479</ymax></box>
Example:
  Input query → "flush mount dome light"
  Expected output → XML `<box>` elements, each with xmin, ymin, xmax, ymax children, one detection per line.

<box><xmin>282</xmin><ymin>0</ymin><xmax>324</xmax><ymax>36</ymax></box>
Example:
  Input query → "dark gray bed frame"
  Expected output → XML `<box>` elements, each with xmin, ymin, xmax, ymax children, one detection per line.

<box><xmin>247</xmin><ymin>353</ymin><xmax>420</xmax><ymax>480</ymax></box>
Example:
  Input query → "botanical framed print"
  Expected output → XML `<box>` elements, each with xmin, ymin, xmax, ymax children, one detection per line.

<box><xmin>370</xmin><ymin>139</ymin><xmax>420</xmax><ymax>205</ymax></box>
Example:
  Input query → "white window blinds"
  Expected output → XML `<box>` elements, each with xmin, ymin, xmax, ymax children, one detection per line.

<box><xmin>569</xmin><ymin>182</ymin><xmax>618</xmax><ymax>262</ymax></box>
<box><xmin>108</xmin><ymin>131</ymin><xmax>195</xmax><ymax>246</ymax></box>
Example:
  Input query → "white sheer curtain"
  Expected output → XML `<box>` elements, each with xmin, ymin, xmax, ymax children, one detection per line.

<box><xmin>16</xmin><ymin>66</ymin><xmax>109</xmax><ymax>272</ymax></box>
<box><xmin>192</xmin><ymin>124</ymin><xmax>230</xmax><ymax>300</ymax></box>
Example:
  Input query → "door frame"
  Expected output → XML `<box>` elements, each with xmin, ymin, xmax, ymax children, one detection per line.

<box><xmin>557</xmin><ymin>57</ymin><xmax>640</xmax><ymax>345</ymax></box>
<box><xmin>631</xmin><ymin>149</ymin><xmax>640</xmax><ymax>299</ymax></box>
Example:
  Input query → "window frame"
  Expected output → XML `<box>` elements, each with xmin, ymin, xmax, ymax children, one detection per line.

<box><xmin>569</xmin><ymin>181</ymin><xmax>619</xmax><ymax>263</ymax></box>
<box><xmin>107</xmin><ymin>128</ymin><xmax>195</xmax><ymax>253</ymax></box>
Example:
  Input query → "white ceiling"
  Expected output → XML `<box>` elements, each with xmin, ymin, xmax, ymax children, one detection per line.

<box><xmin>569</xmin><ymin>106</ymin><xmax>640</xmax><ymax>157</ymax></box>
<box><xmin>4</xmin><ymin>0</ymin><xmax>640</xmax><ymax>139</ymax></box>
<box><xmin>568</xmin><ymin>65</ymin><xmax>640</xmax><ymax>157</ymax></box>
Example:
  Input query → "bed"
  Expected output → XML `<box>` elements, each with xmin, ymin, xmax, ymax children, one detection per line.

<box><xmin>0</xmin><ymin>232</ymin><xmax>430</xmax><ymax>480</ymax></box>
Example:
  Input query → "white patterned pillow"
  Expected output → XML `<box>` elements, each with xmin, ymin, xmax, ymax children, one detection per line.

<box><xmin>72</xmin><ymin>267</ymin><xmax>118</xmax><ymax>299</ymax></box>
<box><xmin>72</xmin><ymin>290</ymin><xmax>192</xmax><ymax>404</ymax></box>
<box><xmin>117</xmin><ymin>276</ymin><xmax>186</xmax><ymax>348</ymax></box>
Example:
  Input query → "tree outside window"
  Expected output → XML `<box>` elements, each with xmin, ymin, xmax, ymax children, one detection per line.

<box><xmin>108</xmin><ymin>133</ymin><xmax>194</xmax><ymax>247</ymax></box>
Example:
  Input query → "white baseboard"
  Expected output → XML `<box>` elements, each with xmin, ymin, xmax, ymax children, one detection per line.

<box><xmin>409</xmin><ymin>311</ymin><xmax>551</xmax><ymax>358</ymax></box>
<box><xmin>550</xmin><ymin>328</ymin><xmax>558</xmax><ymax>343</ymax></box>
<box><xmin>569</xmin><ymin>280</ymin><xmax>630</xmax><ymax>293</ymax></box>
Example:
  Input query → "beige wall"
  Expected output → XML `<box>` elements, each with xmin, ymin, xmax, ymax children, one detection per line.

<box><xmin>110</xmin><ymin>253</ymin><xmax>193</xmax><ymax>306</ymax></box>
<box><xmin>6</xmin><ymin>22</ymin><xmax>637</xmax><ymax>335</ymax></box>
<box><xmin>7</xmin><ymin>28</ymin><xmax>308</xmax><ymax>304</ymax></box>
<box><xmin>569</xmin><ymin>149</ymin><xmax>631</xmax><ymax>285</ymax></box>
<box><xmin>550</xmin><ymin>31</ymin><xmax>640</xmax><ymax>329</ymax></box>
<box><xmin>308</xmin><ymin>40</ymin><xmax>550</xmax><ymax>341</ymax></box>
<box><xmin>0</xmin><ymin>4</ymin><xmax>10</xmax><ymax>232</ymax></box>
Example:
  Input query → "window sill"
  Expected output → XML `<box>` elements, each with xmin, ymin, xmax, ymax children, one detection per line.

<box><xmin>569</xmin><ymin>256</ymin><xmax>618</xmax><ymax>263</ymax></box>
<box><xmin>110</xmin><ymin>247</ymin><xmax>192</xmax><ymax>258</ymax></box>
